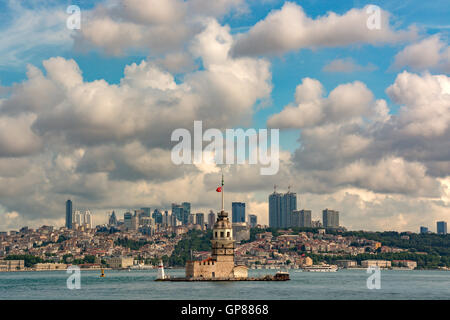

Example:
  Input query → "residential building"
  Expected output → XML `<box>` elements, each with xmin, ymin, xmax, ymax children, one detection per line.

<box><xmin>323</xmin><ymin>209</ymin><xmax>339</xmax><ymax>228</ymax></box>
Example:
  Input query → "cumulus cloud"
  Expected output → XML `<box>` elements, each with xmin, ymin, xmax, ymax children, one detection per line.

<box><xmin>323</xmin><ymin>58</ymin><xmax>377</xmax><ymax>73</ymax></box>
<box><xmin>232</xmin><ymin>2</ymin><xmax>417</xmax><ymax>57</ymax></box>
<box><xmin>1</xmin><ymin>21</ymin><xmax>271</xmax><ymax>150</ymax></box>
<box><xmin>267</xmin><ymin>78</ymin><xmax>376</xmax><ymax>129</ymax></box>
<box><xmin>393</xmin><ymin>35</ymin><xmax>450</xmax><ymax>72</ymax></box>
<box><xmin>73</xmin><ymin>0</ymin><xmax>246</xmax><ymax>57</ymax></box>
<box><xmin>268</xmin><ymin>72</ymin><xmax>449</xmax><ymax>201</ymax></box>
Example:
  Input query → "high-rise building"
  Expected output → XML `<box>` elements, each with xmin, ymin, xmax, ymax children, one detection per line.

<box><xmin>65</xmin><ymin>200</ymin><xmax>73</xmax><ymax>229</ymax></box>
<box><xmin>292</xmin><ymin>210</ymin><xmax>311</xmax><ymax>228</ymax></box>
<box><xmin>232</xmin><ymin>202</ymin><xmax>246</xmax><ymax>223</ymax></box>
<box><xmin>84</xmin><ymin>210</ymin><xmax>92</xmax><ymax>229</ymax></box>
<box><xmin>182</xmin><ymin>202</ymin><xmax>191</xmax><ymax>225</ymax></box>
<box><xmin>269</xmin><ymin>190</ymin><xmax>282</xmax><ymax>228</ymax></box>
<box><xmin>196</xmin><ymin>213</ymin><xmax>205</xmax><ymax>228</ymax></box>
<box><xmin>140</xmin><ymin>207</ymin><xmax>151</xmax><ymax>217</ymax></box>
<box><xmin>281</xmin><ymin>191</ymin><xmax>297</xmax><ymax>228</ymax></box>
<box><xmin>109</xmin><ymin>211</ymin><xmax>117</xmax><ymax>226</ymax></box>
<box><xmin>124</xmin><ymin>212</ymin><xmax>133</xmax><ymax>230</ymax></box>
<box><xmin>74</xmin><ymin>210</ymin><xmax>82</xmax><ymax>227</ymax></box>
<box><xmin>299</xmin><ymin>210</ymin><xmax>312</xmax><ymax>227</ymax></box>
<box><xmin>323</xmin><ymin>209</ymin><xmax>339</xmax><ymax>228</ymax></box>
<box><xmin>188</xmin><ymin>213</ymin><xmax>195</xmax><ymax>224</ymax></box>
<box><xmin>437</xmin><ymin>221</ymin><xmax>447</xmax><ymax>235</ymax></box>
<box><xmin>163</xmin><ymin>210</ymin><xmax>169</xmax><ymax>226</ymax></box>
<box><xmin>152</xmin><ymin>209</ymin><xmax>163</xmax><ymax>224</ymax></box>
<box><xmin>208</xmin><ymin>211</ymin><xmax>216</xmax><ymax>229</ymax></box>
<box><xmin>249</xmin><ymin>214</ymin><xmax>257</xmax><ymax>228</ymax></box>
<box><xmin>172</xmin><ymin>203</ymin><xmax>184</xmax><ymax>224</ymax></box>
<box><xmin>420</xmin><ymin>226</ymin><xmax>429</xmax><ymax>234</ymax></box>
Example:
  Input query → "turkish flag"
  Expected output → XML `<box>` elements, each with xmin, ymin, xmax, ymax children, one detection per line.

<box><xmin>216</xmin><ymin>186</ymin><xmax>222</xmax><ymax>192</ymax></box>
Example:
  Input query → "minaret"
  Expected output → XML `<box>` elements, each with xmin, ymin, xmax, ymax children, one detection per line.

<box><xmin>211</xmin><ymin>172</ymin><xmax>235</xmax><ymax>262</ymax></box>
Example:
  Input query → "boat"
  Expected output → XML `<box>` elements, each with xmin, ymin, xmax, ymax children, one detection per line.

<box><xmin>302</xmin><ymin>264</ymin><xmax>338</xmax><ymax>272</ymax></box>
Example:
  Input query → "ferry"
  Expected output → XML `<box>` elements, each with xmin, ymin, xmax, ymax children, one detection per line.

<box><xmin>302</xmin><ymin>264</ymin><xmax>338</xmax><ymax>272</ymax></box>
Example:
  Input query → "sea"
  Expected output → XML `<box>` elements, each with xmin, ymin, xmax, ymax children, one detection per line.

<box><xmin>0</xmin><ymin>269</ymin><xmax>448</xmax><ymax>300</ymax></box>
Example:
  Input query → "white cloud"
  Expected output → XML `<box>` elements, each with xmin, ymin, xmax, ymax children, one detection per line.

<box><xmin>323</xmin><ymin>58</ymin><xmax>377</xmax><ymax>73</ymax></box>
<box><xmin>232</xmin><ymin>2</ymin><xmax>417</xmax><ymax>56</ymax></box>
<box><xmin>393</xmin><ymin>35</ymin><xmax>450</xmax><ymax>72</ymax></box>
<box><xmin>267</xmin><ymin>78</ymin><xmax>375</xmax><ymax>129</ymax></box>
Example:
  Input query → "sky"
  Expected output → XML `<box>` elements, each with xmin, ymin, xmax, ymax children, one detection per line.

<box><xmin>0</xmin><ymin>0</ymin><xmax>449</xmax><ymax>232</ymax></box>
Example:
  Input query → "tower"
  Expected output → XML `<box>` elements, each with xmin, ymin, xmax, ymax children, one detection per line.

<box><xmin>65</xmin><ymin>199</ymin><xmax>73</xmax><ymax>229</ymax></box>
<box><xmin>211</xmin><ymin>173</ymin><xmax>235</xmax><ymax>263</ymax></box>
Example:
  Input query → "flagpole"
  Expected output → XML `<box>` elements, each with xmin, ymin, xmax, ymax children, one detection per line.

<box><xmin>221</xmin><ymin>171</ymin><xmax>224</xmax><ymax>212</ymax></box>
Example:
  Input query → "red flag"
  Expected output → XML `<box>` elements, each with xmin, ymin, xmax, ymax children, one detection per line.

<box><xmin>216</xmin><ymin>186</ymin><xmax>222</xmax><ymax>192</ymax></box>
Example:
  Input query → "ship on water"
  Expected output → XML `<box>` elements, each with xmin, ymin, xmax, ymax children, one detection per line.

<box><xmin>156</xmin><ymin>173</ymin><xmax>289</xmax><ymax>282</ymax></box>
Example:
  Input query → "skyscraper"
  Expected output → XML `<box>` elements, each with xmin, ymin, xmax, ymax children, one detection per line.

<box><xmin>208</xmin><ymin>210</ymin><xmax>216</xmax><ymax>229</ymax></box>
<box><xmin>299</xmin><ymin>210</ymin><xmax>312</xmax><ymax>228</ymax></box>
<box><xmin>323</xmin><ymin>209</ymin><xmax>339</xmax><ymax>228</ymax></box>
<box><xmin>292</xmin><ymin>209</ymin><xmax>311</xmax><ymax>228</ymax></box>
<box><xmin>124</xmin><ymin>212</ymin><xmax>133</xmax><ymax>230</ymax></box>
<box><xmin>109</xmin><ymin>211</ymin><xmax>117</xmax><ymax>227</ymax></box>
<box><xmin>182</xmin><ymin>202</ymin><xmax>191</xmax><ymax>225</ymax></box>
<box><xmin>172</xmin><ymin>203</ymin><xmax>183</xmax><ymax>223</ymax></box>
<box><xmin>437</xmin><ymin>221</ymin><xmax>447</xmax><ymax>235</ymax></box>
<box><xmin>140</xmin><ymin>207</ymin><xmax>151</xmax><ymax>217</ymax></box>
<box><xmin>269</xmin><ymin>190</ymin><xmax>282</xmax><ymax>228</ymax></box>
<box><xmin>232</xmin><ymin>202</ymin><xmax>245</xmax><ymax>223</ymax></box>
<box><xmin>84</xmin><ymin>210</ymin><xmax>92</xmax><ymax>229</ymax></box>
<box><xmin>249</xmin><ymin>214</ymin><xmax>257</xmax><ymax>228</ymax></box>
<box><xmin>152</xmin><ymin>209</ymin><xmax>163</xmax><ymax>224</ymax></box>
<box><xmin>65</xmin><ymin>199</ymin><xmax>73</xmax><ymax>229</ymax></box>
<box><xmin>281</xmin><ymin>191</ymin><xmax>297</xmax><ymax>228</ymax></box>
<box><xmin>196</xmin><ymin>213</ymin><xmax>205</xmax><ymax>228</ymax></box>
<box><xmin>420</xmin><ymin>226</ymin><xmax>429</xmax><ymax>234</ymax></box>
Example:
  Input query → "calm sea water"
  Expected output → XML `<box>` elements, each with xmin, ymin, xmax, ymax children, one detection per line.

<box><xmin>0</xmin><ymin>269</ymin><xmax>448</xmax><ymax>300</ymax></box>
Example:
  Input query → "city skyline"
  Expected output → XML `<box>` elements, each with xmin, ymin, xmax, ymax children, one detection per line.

<box><xmin>1</xmin><ymin>194</ymin><xmax>447</xmax><ymax>236</ymax></box>
<box><xmin>0</xmin><ymin>1</ymin><xmax>449</xmax><ymax>233</ymax></box>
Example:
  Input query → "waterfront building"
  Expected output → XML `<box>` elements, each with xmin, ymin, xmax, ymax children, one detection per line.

<box><xmin>437</xmin><ymin>221</ymin><xmax>447</xmax><ymax>235</ymax></box>
<box><xmin>106</xmin><ymin>256</ymin><xmax>134</xmax><ymax>269</ymax></box>
<box><xmin>185</xmin><ymin>174</ymin><xmax>248</xmax><ymax>279</ymax></box>
<box><xmin>232</xmin><ymin>202</ymin><xmax>246</xmax><ymax>223</ymax></box>
<box><xmin>361</xmin><ymin>260</ymin><xmax>391</xmax><ymax>268</ymax></box>
<box><xmin>323</xmin><ymin>209</ymin><xmax>339</xmax><ymax>228</ymax></box>
<box><xmin>0</xmin><ymin>260</ymin><xmax>25</xmax><ymax>271</ymax></box>
<box><xmin>335</xmin><ymin>260</ymin><xmax>357</xmax><ymax>268</ymax></box>
<box><xmin>65</xmin><ymin>199</ymin><xmax>73</xmax><ymax>229</ymax></box>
